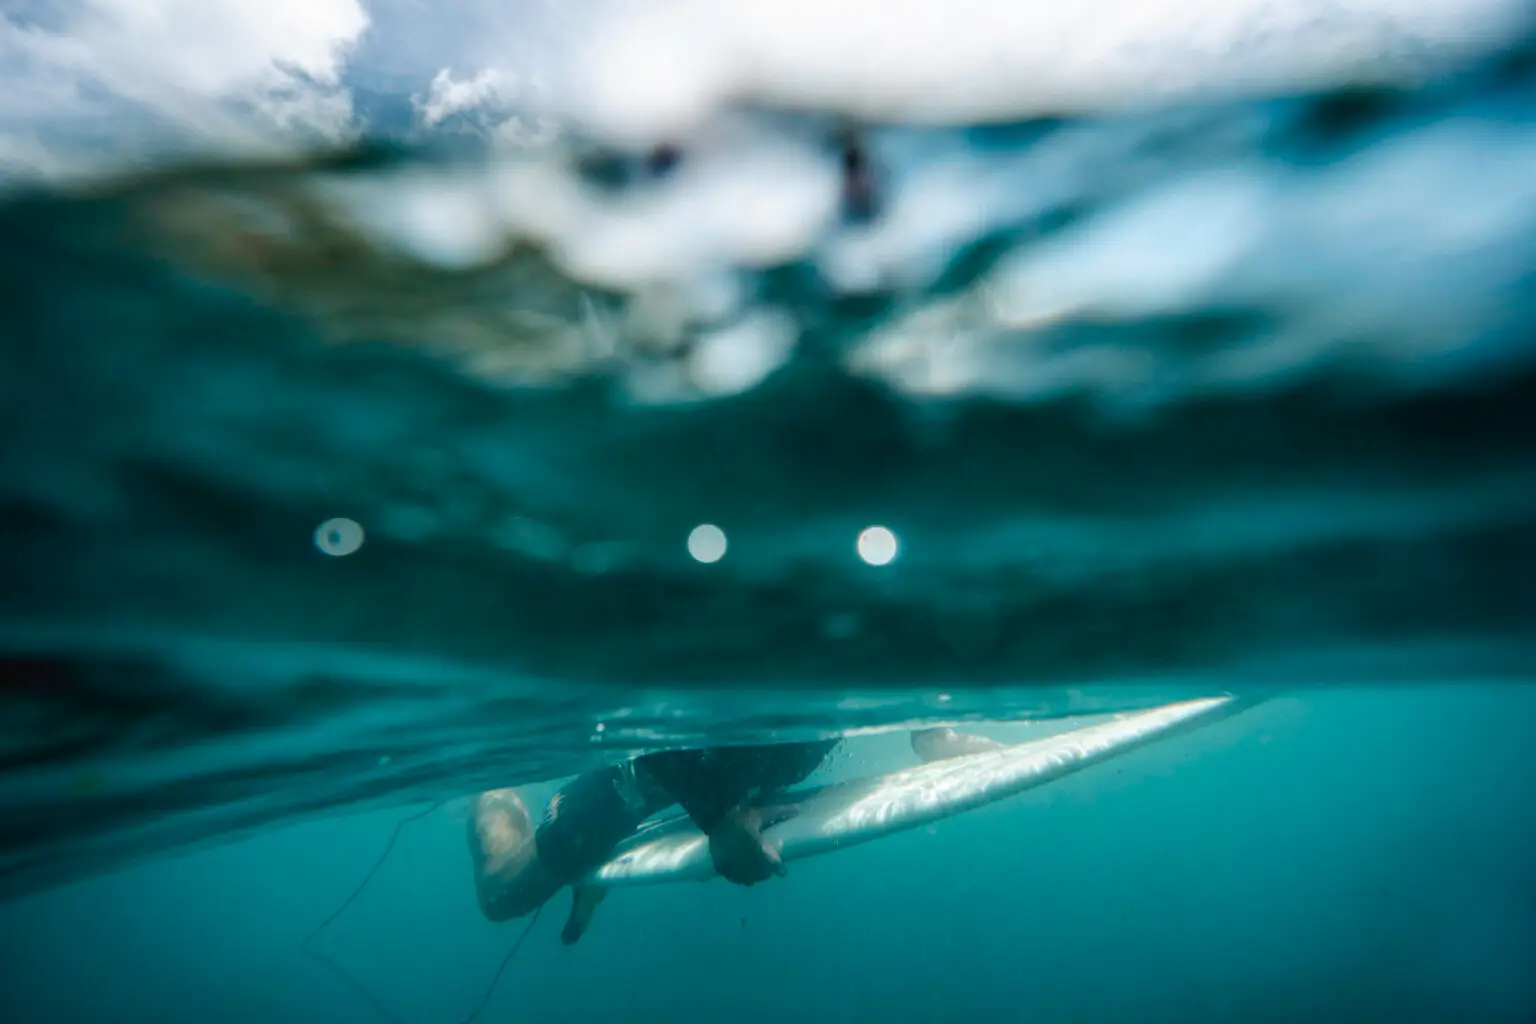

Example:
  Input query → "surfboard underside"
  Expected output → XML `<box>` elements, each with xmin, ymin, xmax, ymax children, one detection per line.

<box><xmin>585</xmin><ymin>694</ymin><xmax>1257</xmax><ymax>889</ymax></box>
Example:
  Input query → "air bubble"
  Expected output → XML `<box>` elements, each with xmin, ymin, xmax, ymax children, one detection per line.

<box><xmin>687</xmin><ymin>524</ymin><xmax>728</xmax><ymax>563</ymax></box>
<box><xmin>315</xmin><ymin>518</ymin><xmax>364</xmax><ymax>556</ymax></box>
<box><xmin>857</xmin><ymin>525</ymin><xmax>898</xmax><ymax>566</ymax></box>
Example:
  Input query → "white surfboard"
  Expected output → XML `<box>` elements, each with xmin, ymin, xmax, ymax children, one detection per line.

<box><xmin>584</xmin><ymin>694</ymin><xmax>1258</xmax><ymax>889</ymax></box>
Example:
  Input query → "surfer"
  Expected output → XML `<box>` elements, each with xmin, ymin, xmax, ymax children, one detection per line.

<box><xmin>468</xmin><ymin>729</ymin><xmax>1000</xmax><ymax>943</ymax></box>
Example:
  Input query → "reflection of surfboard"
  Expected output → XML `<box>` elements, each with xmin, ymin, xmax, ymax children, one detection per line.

<box><xmin>584</xmin><ymin>695</ymin><xmax>1258</xmax><ymax>889</ymax></box>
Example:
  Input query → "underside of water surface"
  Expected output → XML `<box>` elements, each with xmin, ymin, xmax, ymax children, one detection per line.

<box><xmin>1</xmin><ymin>11</ymin><xmax>1534</xmax><ymax>907</ymax></box>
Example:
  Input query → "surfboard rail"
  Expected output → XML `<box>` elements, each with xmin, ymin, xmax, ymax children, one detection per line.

<box><xmin>584</xmin><ymin>694</ymin><xmax>1261</xmax><ymax>889</ymax></box>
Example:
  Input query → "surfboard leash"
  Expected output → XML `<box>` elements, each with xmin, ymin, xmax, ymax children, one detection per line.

<box><xmin>303</xmin><ymin>800</ymin><xmax>446</xmax><ymax>949</ymax></box>
<box><xmin>300</xmin><ymin>799</ymin><xmax>447</xmax><ymax>1023</ymax></box>
<box><xmin>300</xmin><ymin>797</ymin><xmax>549</xmax><ymax>1024</ymax></box>
<box><xmin>458</xmin><ymin>903</ymin><xmax>545</xmax><ymax>1024</ymax></box>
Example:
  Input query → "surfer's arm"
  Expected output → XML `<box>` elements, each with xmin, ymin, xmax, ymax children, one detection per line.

<box><xmin>637</xmin><ymin>748</ymin><xmax>741</xmax><ymax>831</ymax></box>
<box><xmin>638</xmin><ymin>739</ymin><xmax>838</xmax><ymax>831</ymax></box>
<box><xmin>910</xmin><ymin>727</ymin><xmax>1005</xmax><ymax>763</ymax></box>
<box><xmin>637</xmin><ymin>740</ymin><xmax>839</xmax><ymax>886</ymax></box>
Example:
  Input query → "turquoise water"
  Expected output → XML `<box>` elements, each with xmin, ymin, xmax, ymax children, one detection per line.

<box><xmin>3</xmin><ymin>12</ymin><xmax>1535</xmax><ymax>1022</ymax></box>
<box><xmin>4</xmin><ymin>686</ymin><xmax>1535</xmax><ymax>1023</ymax></box>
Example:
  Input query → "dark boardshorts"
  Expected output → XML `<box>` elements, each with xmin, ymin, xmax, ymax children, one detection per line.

<box><xmin>535</xmin><ymin>739</ymin><xmax>840</xmax><ymax>881</ymax></box>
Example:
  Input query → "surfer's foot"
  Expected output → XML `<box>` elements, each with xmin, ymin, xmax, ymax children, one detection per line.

<box><xmin>708</xmin><ymin>806</ymin><xmax>786</xmax><ymax>886</ymax></box>
<box><xmin>910</xmin><ymin>727</ymin><xmax>1006</xmax><ymax>763</ymax></box>
<box><xmin>561</xmin><ymin>886</ymin><xmax>607</xmax><ymax>945</ymax></box>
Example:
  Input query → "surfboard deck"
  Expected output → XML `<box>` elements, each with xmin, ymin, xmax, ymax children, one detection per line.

<box><xmin>583</xmin><ymin>694</ymin><xmax>1259</xmax><ymax>889</ymax></box>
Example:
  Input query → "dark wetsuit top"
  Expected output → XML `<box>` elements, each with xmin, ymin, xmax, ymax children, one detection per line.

<box><xmin>535</xmin><ymin>739</ymin><xmax>839</xmax><ymax>880</ymax></box>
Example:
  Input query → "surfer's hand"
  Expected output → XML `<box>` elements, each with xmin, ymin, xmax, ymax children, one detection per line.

<box><xmin>707</xmin><ymin>806</ymin><xmax>786</xmax><ymax>886</ymax></box>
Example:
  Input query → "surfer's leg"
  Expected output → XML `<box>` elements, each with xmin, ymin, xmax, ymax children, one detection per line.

<box><xmin>468</xmin><ymin>788</ymin><xmax>559</xmax><ymax>921</ymax></box>
<box><xmin>468</xmin><ymin>764</ymin><xmax>661</xmax><ymax>924</ymax></box>
<box><xmin>525</xmin><ymin>762</ymin><xmax>673</xmax><ymax>945</ymax></box>
<box><xmin>534</xmin><ymin>764</ymin><xmax>658</xmax><ymax>881</ymax></box>
<box><xmin>910</xmin><ymin>727</ymin><xmax>1005</xmax><ymax>763</ymax></box>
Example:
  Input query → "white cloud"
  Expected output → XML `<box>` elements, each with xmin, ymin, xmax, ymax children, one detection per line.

<box><xmin>565</xmin><ymin>0</ymin><xmax>1530</xmax><ymax>143</ymax></box>
<box><xmin>845</xmin><ymin>115</ymin><xmax>1536</xmax><ymax>404</ymax></box>
<box><xmin>0</xmin><ymin>0</ymin><xmax>369</xmax><ymax>178</ymax></box>
<box><xmin>416</xmin><ymin>68</ymin><xmax>520</xmax><ymax>127</ymax></box>
<box><xmin>410</xmin><ymin>66</ymin><xmax>562</xmax><ymax>146</ymax></box>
